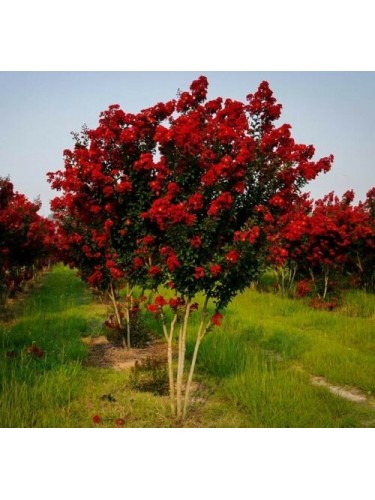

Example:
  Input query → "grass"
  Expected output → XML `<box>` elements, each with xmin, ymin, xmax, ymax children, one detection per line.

<box><xmin>0</xmin><ymin>266</ymin><xmax>246</xmax><ymax>427</ymax></box>
<box><xmin>1</xmin><ymin>265</ymin><xmax>374</xmax><ymax>427</ymax></box>
<box><xmin>0</xmin><ymin>265</ymin><xmax>105</xmax><ymax>427</ymax></box>
<box><xmin>185</xmin><ymin>287</ymin><xmax>375</xmax><ymax>427</ymax></box>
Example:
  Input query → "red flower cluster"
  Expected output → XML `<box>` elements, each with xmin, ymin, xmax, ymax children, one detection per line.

<box><xmin>296</xmin><ymin>279</ymin><xmax>312</xmax><ymax>298</ymax></box>
<box><xmin>211</xmin><ymin>312</ymin><xmax>223</xmax><ymax>326</ymax></box>
<box><xmin>190</xmin><ymin>236</ymin><xmax>202</xmax><ymax>249</ymax></box>
<box><xmin>208</xmin><ymin>192</ymin><xmax>233</xmax><ymax>218</ymax></box>
<box><xmin>210</xmin><ymin>264</ymin><xmax>222</xmax><ymax>277</ymax></box>
<box><xmin>155</xmin><ymin>295</ymin><xmax>167</xmax><ymax>307</ymax></box>
<box><xmin>168</xmin><ymin>297</ymin><xmax>186</xmax><ymax>309</ymax></box>
<box><xmin>193</xmin><ymin>267</ymin><xmax>205</xmax><ymax>279</ymax></box>
<box><xmin>226</xmin><ymin>250</ymin><xmax>240</xmax><ymax>265</ymax></box>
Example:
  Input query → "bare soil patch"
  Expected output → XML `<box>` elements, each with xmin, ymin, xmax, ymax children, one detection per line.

<box><xmin>311</xmin><ymin>376</ymin><xmax>375</xmax><ymax>407</ymax></box>
<box><xmin>82</xmin><ymin>335</ymin><xmax>166</xmax><ymax>371</ymax></box>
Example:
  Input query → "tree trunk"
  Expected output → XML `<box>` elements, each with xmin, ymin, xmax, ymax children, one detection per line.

<box><xmin>109</xmin><ymin>282</ymin><xmax>127</xmax><ymax>349</ymax></box>
<box><xmin>183</xmin><ymin>296</ymin><xmax>210</xmax><ymax>419</ymax></box>
<box><xmin>176</xmin><ymin>301</ymin><xmax>191</xmax><ymax>419</ymax></box>
<box><xmin>323</xmin><ymin>270</ymin><xmax>329</xmax><ymax>300</ymax></box>
<box><xmin>160</xmin><ymin>309</ymin><xmax>178</xmax><ymax>416</ymax></box>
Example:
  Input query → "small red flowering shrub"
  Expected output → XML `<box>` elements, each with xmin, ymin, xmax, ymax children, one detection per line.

<box><xmin>296</xmin><ymin>279</ymin><xmax>312</xmax><ymax>298</ymax></box>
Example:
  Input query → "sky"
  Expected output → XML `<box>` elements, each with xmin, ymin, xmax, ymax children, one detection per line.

<box><xmin>0</xmin><ymin>71</ymin><xmax>374</xmax><ymax>216</ymax></box>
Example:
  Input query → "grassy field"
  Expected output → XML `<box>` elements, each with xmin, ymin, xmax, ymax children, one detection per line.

<box><xmin>0</xmin><ymin>265</ymin><xmax>374</xmax><ymax>427</ymax></box>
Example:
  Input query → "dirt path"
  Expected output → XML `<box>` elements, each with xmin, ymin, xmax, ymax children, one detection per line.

<box><xmin>82</xmin><ymin>335</ymin><xmax>167</xmax><ymax>371</ymax></box>
<box><xmin>311</xmin><ymin>375</ymin><xmax>375</xmax><ymax>408</ymax></box>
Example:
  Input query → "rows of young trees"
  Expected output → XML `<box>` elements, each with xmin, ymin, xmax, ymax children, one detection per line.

<box><xmin>48</xmin><ymin>75</ymin><xmax>374</xmax><ymax>419</ymax></box>
<box><xmin>267</xmin><ymin>188</ymin><xmax>375</xmax><ymax>305</ymax></box>
<box><xmin>0</xmin><ymin>177</ymin><xmax>56</xmax><ymax>303</ymax></box>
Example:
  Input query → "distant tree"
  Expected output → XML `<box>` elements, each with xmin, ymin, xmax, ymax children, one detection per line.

<box><xmin>266</xmin><ymin>189</ymin><xmax>375</xmax><ymax>303</ymax></box>
<box><xmin>0</xmin><ymin>176</ymin><xmax>56</xmax><ymax>302</ymax></box>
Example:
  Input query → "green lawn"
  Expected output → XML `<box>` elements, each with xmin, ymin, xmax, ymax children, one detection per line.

<box><xmin>1</xmin><ymin>265</ymin><xmax>374</xmax><ymax>427</ymax></box>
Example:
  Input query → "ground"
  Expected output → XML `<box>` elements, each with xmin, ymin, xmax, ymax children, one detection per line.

<box><xmin>82</xmin><ymin>335</ymin><xmax>167</xmax><ymax>371</ymax></box>
<box><xmin>1</xmin><ymin>265</ymin><xmax>374</xmax><ymax>428</ymax></box>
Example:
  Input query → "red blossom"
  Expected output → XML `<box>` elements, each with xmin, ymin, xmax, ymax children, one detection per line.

<box><xmin>210</xmin><ymin>264</ymin><xmax>222</xmax><ymax>277</ymax></box>
<box><xmin>208</xmin><ymin>192</ymin><xmax>233</xmax><ymax>218</ymax></box>
<box><xmin>248</xmin><ymin>226</ymin><xmax>260</xmax><ymax>244</ymax></box>
<box><xmin>166</xmin><ymin>254</ymin><xmax>180</xmax><ymax>271</ymax></box>
<box><xmin>211</xmin><ymin>312</ymin><xmax>223</xmax><ymax>326</ymax></box>
<box><xmin>148</xmin><ymin>265</ymin><xmax>161</xmax><ymax>276</ymax></box>
<box><xmin>92</xmin><ymin>415</ymin><xmax>102</xmax><ymax>425</ymax></box>
<box><xmin>147</xmin><ymin>304</ymin><xmax>159</xmax><ymax>314</ymax></box>
<box><xmin>133</xmin><ymin>257</ymin><xmax>144</xmax><ymax>269</ymax></box>
<box><xmin>190</xmin><ymin>236</ymin><xmax>202</xmax><ymax>248</ymax></box>
<box><xmin>115</xmin><ymin>418</ymin><xmax>126</xmax><ymax>427</ymax></box>
<box><xmin>143</xmin><ymin>235</ymin><xmax>155</xmax><ymax>245</ymax></box>
<box><xmin>296</xmin><ymin>279</ymin><xmax>312</xmax><ymax>298</ymax></box>
<box><xmin>193</xmin><ymin>266</ymin><xmax>205</xmax><ymax>279</ymax></box>
<box><xmin>225</xmin><ymin>250</ymin><xmax>240</xmax><ymax>264</ymax></box>
<box><xmin>168</xmin><ymin>297</ymin><xmax>178</xmax><ymax>309</ymax></box>
<box><xmin>116</xmin><ymin>180</ymin><xmax>132</xmax><ymax>193</ymax></box>
<box><xmin>187</xmin><ymin>193</ymin><xmax>204</xmax><ymax>211</ymax></box>
<box><xmin>169</xmin><ymin>297</ymin><xmax>185</xmax><ymax>309</ymax></box>
<box><xmin>155</xmin><ymin>295</ymin><xmax>167</xmax><ymax>307</ymax></box>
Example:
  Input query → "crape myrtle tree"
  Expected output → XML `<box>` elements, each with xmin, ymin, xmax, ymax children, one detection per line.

<box><xmin>350</xmin><ymin>188</ymin><xmax>375</xmax><ymax>291</ymax></box>
<box><xmin>265</xmin><ymin>192</ymin><xmax>313</xmax><ymax>294</ymax></box>
<box><xmin>48</xmin><ymin>101</ymin><xmax>175</xmax><ymax>348</ymax></box>
<box><xmin>0</xmin><ymin>176</ymin><xmax>56</xmax><ymax>302</ymax></box>
<box><xmin>133</xmin><ymin>77</ymin><xmax>333</xmax><ymax>418</ymax></box>
<box><xmin>300</xmin><ymin>191</ymin><xmax>375</xmax><ymax>300</ymax></box>
<box><xmin>48</xmin><ymin>76</ymin><xmax>333</xmax><ymax>418</ymax></box>
<box><xmin>266</xmin><ymin>189</ymin><xmax>375</xmax><ymax>304</ymax></box>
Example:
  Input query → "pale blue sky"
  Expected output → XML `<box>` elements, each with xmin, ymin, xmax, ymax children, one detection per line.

<box><xmin>0</xmin><ymin>72</ymin><xmax>374</xmax><ymax>215</ymax></box>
